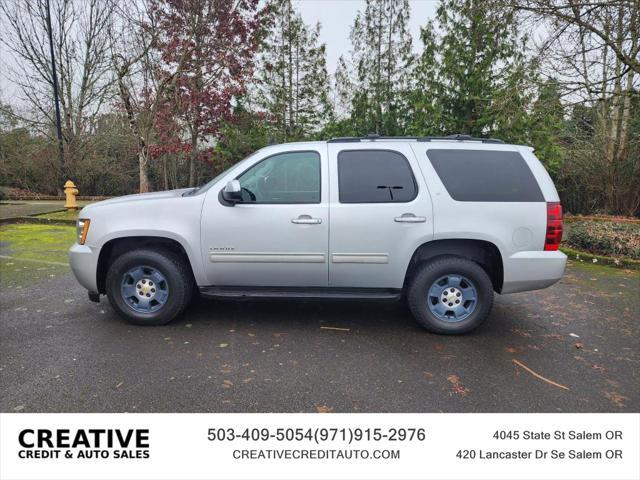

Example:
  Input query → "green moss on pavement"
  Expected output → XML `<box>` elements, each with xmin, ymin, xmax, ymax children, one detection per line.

<box><xmin>0</xmin><ymin>224</ymin><xmax>76</xmax><ymax>288</ymax></box>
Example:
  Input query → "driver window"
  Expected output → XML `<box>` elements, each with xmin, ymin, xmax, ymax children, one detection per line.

<box><xmin>236</xmin><ymin>151</ymin><xmax>320</xmax><ymax>203</ymax></box>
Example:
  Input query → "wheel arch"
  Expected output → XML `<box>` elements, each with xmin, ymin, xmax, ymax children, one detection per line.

<box><xmin>404</xmin><ymin>239</ymin><xmax>504</xmax><ymax>292</ymax></box>
<box><xmin>97</xmin><ymin>236</ymin><xmax>195</xmax><ymax>294</ymax></box>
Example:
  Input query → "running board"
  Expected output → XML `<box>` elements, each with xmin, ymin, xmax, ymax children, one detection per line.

<box><xmin>199</xmin><ymin>286</ymin><xmax>402</xmax><ymax>301</ymax></box>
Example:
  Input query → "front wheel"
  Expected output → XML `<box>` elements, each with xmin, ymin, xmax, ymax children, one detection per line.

<box><xmin>105</xmin><ymin>248</ymin><xmax>193</xmax><ymax>326</ymax></box>
<box><xmin>407</xmin><ymin>256</ymin><xmax>494</xmax><ymax>334</ymax></box>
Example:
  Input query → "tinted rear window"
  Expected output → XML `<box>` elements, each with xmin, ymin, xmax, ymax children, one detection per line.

<box><xmin>338</xmin><ymin>150</ymin><xmax>417</xmax><ymax>203</ymax></box>
<box><xmin>426</xmin><ymin>149</ymin><xmax>544</xmax><ymax>202</ymax></box>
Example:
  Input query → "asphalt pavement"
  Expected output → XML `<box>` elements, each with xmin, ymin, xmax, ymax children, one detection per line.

<box><xmin>1</xmin><ymin>261</ymin><xmax>638</xmax><ymax>413</ymax></box>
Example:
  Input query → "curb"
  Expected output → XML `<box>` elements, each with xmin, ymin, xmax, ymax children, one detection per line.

<box><xmin>564</xmin><ymin>215</ymin><xmax>640</xmax><ymax>224</ymax></box>
<box><xmin>0</xmin><ymin>216</ymin><xmax>76</xmax><ymax>226</ymax></box>
<box><xmin>560</xmin><ymin>246</ymin><xmax>640</xmax><ymax>270</ymax></box>
<box><xmin>5</xmin><ymin>195</ymin><xmax>110</xmax><ymax>201</ymax></box>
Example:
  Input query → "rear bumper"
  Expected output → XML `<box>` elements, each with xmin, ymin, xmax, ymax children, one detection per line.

<box><xmin>501</xmin><ymin>250</ymin><xmax>567</xmax><ymax>294</ymax></box>
<box><xmin>69</xmin><ymin>243</ymin><xmax>99</xmax><ymax>293</ymax></box>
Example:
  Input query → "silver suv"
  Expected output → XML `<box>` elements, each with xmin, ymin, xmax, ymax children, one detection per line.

<box><xmin>69</xmin><ymin>135</ymin><xmax>566</xmax><ymax>334</ymax></box>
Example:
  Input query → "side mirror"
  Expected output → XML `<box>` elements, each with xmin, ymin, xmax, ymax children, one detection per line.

<box><xmin>222</xmin><ymin>180</ymin><xmax>242</xmax><ymax>204</ymax></box>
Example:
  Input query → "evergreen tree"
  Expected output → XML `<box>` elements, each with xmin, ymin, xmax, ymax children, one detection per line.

<box><xmin>529</xmin><ymin>79</ymin><xmax>566</xmax><ymax>175</ymax></box>
<box><xmin>332</xmin><ymin>56</ymin><xmax>355</xmax><ymax>122</ymax></box>
<box><xmin>345</xmin><ymin>0</ymin><xmax>414</xmax><ymax>135</ymax></box>
<box><xmin>214</xmin><ymin>100</ymin><xmax>271</xmax><ymax>174</ymax></box>
<box><xmin>411</xmin><ymin>0</ymin><xmax>530</xmax><ymax>138</ymax></box>
<box><xmin>257</xmin><ymin>0</ymin><xmax>333</xmax><ymax>142</ymax></box>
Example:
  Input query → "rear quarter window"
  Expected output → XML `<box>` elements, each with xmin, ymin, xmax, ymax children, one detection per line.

<box><xmin>426</xmin><ymin>149</ymin><xmax>544</xmax><ymax>202</ymax></box>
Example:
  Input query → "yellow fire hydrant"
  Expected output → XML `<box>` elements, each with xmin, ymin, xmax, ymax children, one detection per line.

<box><xmin>64</xmin><ymin>180</ymin><xmax>79</xmax><ymax>210</ymax></box>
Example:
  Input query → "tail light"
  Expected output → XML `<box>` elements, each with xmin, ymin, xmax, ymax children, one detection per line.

<box><xmin>544</xmin><ymin>202</ymin><xmax>563</xmax><ymax>251</ymax></box>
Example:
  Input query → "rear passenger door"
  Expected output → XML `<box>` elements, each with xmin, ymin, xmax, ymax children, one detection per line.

<box><xmin>327</xmin><ymin>143</ymin><xmax>433</xmax><ymax>289</ymax></box>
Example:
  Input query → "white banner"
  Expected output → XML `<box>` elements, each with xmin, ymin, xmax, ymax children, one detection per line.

<box><xmin>1</xmin><ymin>413</ymin><xmax>638</xmax><ymax>480</ymax></box>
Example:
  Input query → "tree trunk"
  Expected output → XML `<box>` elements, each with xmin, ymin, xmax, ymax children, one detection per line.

<box><xmin>385</xmin><ymin>0</ymin><xmax>394</xmax><ymax>128</ymax></box>
<box><xmin>288</xmin><ymin>2</ymin><xmax>294</xmax><ymax>140</ymax></box>
<box><xmin>138</xmin><ymin>145</ymin><xmax>150</xmax><ymax>193</ymax></box>
<box><xmin>163</xmin><ymin>157</ymin><xmax>168</xmax><ymax>190</ymax></box>
<box><xmin>115</xmin><ymin>64</ymin><xmax>151</xmax><ymax>193</ymax></box>
<box><xmin>189</xmin><ymin>144</ymin><xmax>197</xmax><ymax>187</ymax></box>
<box><xmin>375</xmin><ymin>2</ymin><xmax>383</xmax><ymax>134</ymax></box>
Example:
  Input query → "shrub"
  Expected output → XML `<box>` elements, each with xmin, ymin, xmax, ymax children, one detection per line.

<box><xmin>565</xmin><ymin>220</ymin><xmax>640</xmax><ymax>259</ymax></box>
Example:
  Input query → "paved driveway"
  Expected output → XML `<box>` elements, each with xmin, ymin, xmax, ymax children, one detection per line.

<box><xmin>0</xmin><ymin>261</ymin><xmax>638</xmax><ymax>413</ymax></box>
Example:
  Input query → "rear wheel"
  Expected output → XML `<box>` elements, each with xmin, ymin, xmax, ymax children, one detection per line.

<box><xmin>105</xmin><ymin>248</ymin><xmax>193</xmax><ymax>325</ymax></box>
<box><xmin>407</xmin><ymin>256</ymin><xmax>494</xmax><ymax>334</ymax></box>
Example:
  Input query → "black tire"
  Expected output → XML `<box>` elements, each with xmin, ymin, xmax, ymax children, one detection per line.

<box><xmin>407</xmin><ymin>256</ymin><xmax>494</xmax><ymax>334</ymax></box>
<box><xmin>105</xmin><ymin>248</ymin><xmax>193</xmax><ymax>326</ymax></box>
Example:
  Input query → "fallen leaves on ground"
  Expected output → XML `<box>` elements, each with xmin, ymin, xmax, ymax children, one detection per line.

<box><xmin>511</xmin><ymin>328</ymin><xmax>532</xmax><ymax>338</ymax></box>
<box><xmin>542</xmin><ymin>333</ymin><xmax>563</xmax><ymax>340</ymax></box>
<box><xmin>446</xmin><ymin>375</ymin><xmax>471</xmax><ymax>397</ymax></box>
<box><xmin>605</xmin><ymin>392</ymin><xmax>629</xmax><ymax>408</ymax></box>
<box><xmin>316</xmin><ymin>405</ymin><xmax>333</xmax><ymax>413</ymax></box>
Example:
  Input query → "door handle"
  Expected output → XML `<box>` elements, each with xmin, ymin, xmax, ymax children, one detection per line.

<box><xmin>394</xmin><ymin>213</ymin><xmax>426</xmax><ymax>223</ymax></box>
<box><xmin>292</xmin><ymin>215</ymin><xmax>322</xmax><ymax>225</ymax></box>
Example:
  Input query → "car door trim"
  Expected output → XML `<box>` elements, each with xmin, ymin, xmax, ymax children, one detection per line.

<box><xmin>210</xmin><ymin>252</ymin><xmax>326</xmax><ymax>263</ymax></box>
<box><xmin>331</xmin><ymin>253</ymin><xmax>389</xmax><ymax>264</ymax></box>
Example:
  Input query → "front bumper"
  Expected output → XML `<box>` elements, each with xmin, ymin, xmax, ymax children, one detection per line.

<box><xmin>69</xmin><ymin>243</ymin><xmax>99</xmax><ymax>293</ymax></box>
<box><xmin>501</xmin><ymin>250</ymin><xmax>567</xmax><ymax>294</ymax></box>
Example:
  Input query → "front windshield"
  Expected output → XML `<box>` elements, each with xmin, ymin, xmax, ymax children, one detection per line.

<box><xmin>193</xmin><ymin>150</ymin><xmax>263</xmax><ymax>194</ymax></box>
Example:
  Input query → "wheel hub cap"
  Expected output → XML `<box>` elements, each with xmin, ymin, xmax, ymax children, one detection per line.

<box><xmin>441</xmin><ymin>287</ymin><xmax>462</xmax><ymax>307</ymax></box>
<box><xmin>427</xmin><ymin>274</ymin><xmax>478</xmax><ymax>323</ymax></box>
<box><xmin>121</xmin><ymin>266</ymin><xmax>169</xmax><ymax>313</ymax></box>
<box><xmin>136</xmin><ymin>278</ymin><xmax>157</xmax><ymax>299</ymax></box>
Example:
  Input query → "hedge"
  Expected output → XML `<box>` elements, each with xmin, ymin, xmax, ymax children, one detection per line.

<box><xmin>565</xmin><ymin>220</ymin><xmax>640</xmax><ymax>260</ymax></box>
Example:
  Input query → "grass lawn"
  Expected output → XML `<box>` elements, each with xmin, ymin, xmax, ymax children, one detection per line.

<box><xmin>0</xmin><ymin>223</ymin><xmax>76</xmax><ymax>288</ymax></box>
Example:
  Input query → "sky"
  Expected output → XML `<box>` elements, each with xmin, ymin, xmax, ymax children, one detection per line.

<box><xmin>296</xmin><ymin>0</ymin><xmax>439</xmax><ymax>72</ymax></box>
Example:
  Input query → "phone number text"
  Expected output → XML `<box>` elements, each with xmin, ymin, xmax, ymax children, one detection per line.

<box><xmin>207</xmin><ymin>427</ymin><xmax>426</xmax><ymax>445</ymax></box>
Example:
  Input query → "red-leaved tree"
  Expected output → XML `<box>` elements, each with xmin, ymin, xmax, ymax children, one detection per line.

<box><xmin>150</xmin><ymin>0</ymin><xmax>264</xmax><ymax>187</ymax></box>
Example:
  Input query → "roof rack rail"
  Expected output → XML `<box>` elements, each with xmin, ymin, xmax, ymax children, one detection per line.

<box><xmin>420</xmin><ymin>134</ymin><xmax>504</xmax><ymax>144</ymax></box>
<box><xmin>327</xmin><ymin>133</ymin><xmax>504</xmax><ymax>144</ymax></box>
<box><xmin>327</xmin><ymin>134</ymin><xmax>428</xmax><ymax>143</ymax></box>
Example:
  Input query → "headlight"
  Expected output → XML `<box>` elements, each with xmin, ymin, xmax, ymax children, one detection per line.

<box><xmin>77</xmin><ymin>218</ymin><xmax>91</xmax><ymax>245</ymax></box>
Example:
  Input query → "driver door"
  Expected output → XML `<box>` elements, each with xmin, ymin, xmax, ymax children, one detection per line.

<box><xmin>201</xmin><ymin>148</ymin><xmax>329</xmax><ymax>287</ymax></box>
